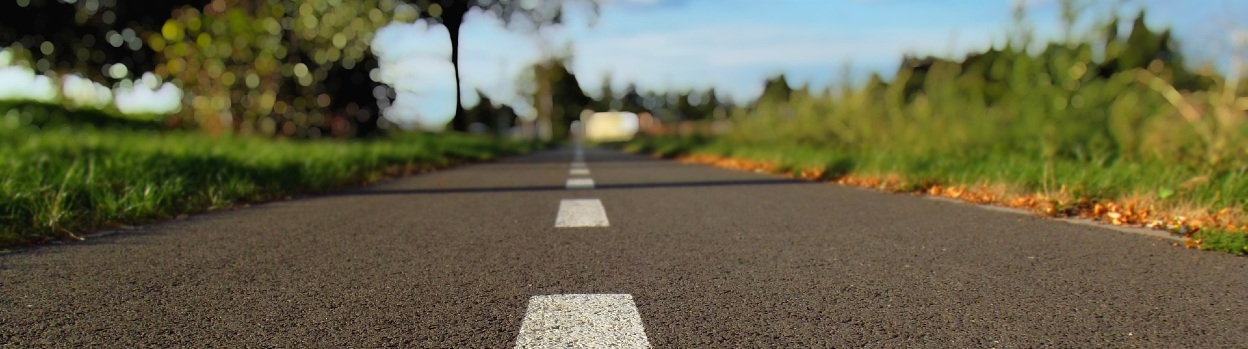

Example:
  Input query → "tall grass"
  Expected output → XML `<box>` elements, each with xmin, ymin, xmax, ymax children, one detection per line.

<box><xmin>627</xmin><ymin>11</ymin><xmax>1248</xmax><ymax>253</ymax></box>
<box><xmin>0</xmin><ymin>126</ymin><xmax>540</xmax><ymax>247</ymax></box>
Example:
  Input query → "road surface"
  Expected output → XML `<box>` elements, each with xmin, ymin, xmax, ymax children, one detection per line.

<box><xmin>2</xmin><ymin>146</ymin><xmax>1246</xmax><ymax>347</ymax></box>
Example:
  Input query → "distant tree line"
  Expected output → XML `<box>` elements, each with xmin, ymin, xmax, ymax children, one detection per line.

<box><xmin>1</xmin><ymin>0</ymin><xmax>601</xmax><ymax>139</ymax></box>
<box><xmin>6</xmin><ymin>1</ymin><xmax>1230</xmax><ymax>147</ymax></box>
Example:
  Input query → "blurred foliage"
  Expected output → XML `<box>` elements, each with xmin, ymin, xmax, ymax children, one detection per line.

<box><xmin>726</xmin><ymin>9</ymin><xmax>1245</xmax><ymax>176</ymax></box>
<box><xmin>463</xmin><ymin>89</ymin><xmax>519</xmax><ymax>136</ymax></box>
<box><xmin>580</xmin><ymin>74</ymin><xmax>728</xmax><ymax>124</ymax></box>
<box><xmin>147</xmin><ymin>0</ymin><xmax>404</xmax><ymax>137</ymax></box>
<box><xmin>1</xmin><ymin>101</ymin><xmax>164</xmax><ymax>132</ymax></box>
<box><xmin>2</xmin><ymin>0</ymin><xmax>602</xmax><ymax>138</ymax></box>
<box><xmin>516</xmin><ymin>50</ymin><xmax>731</xmax><ymax>140</ymax></box>
<box><xmin>0</xmin><ymin>125</ymin><xmax>542</xmax><ymax>246</ymax></box>
<box><xmin>151</xmin><ymin>0</ymin><xmax>400</xmax><ymax>138</ymax></box>
<box><xmin>616</xmin><ymin>4</ymin><xmax>1248</xmax><ymax>254</ymax></box>
<box><xmin>411</xmin><ymin>0</ymin><xmax>602</xmax><ymax>132</ymax></box>
<box><xmin>521</xmin><ymin>54</ymin><xmax>591</xmax><ymax>141</ymax></box>
<box><xmin>1</xmin><ymin>0</ymin><xmax>397</xmax><ymax>138</ymax></box>
<box><xmin>0</xmin><ymin>0</ymin><xmax>207</xmax><ymax>80</ymax></box>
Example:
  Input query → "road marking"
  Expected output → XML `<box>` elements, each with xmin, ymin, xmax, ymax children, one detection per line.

<box><xmin>569</xmin><ymin>168</ymin><xmax>590</xmax><ymax>176</ymax></box>
<box><xmin>571</xmin><ymin>161</ymin><xmax>588</xmax><ymax>169</ymax></box>
<box><xmin>566</xmin><ymin>178</ymin><xmax>595</xmax><ymax>189</ymax></box>
<box><xmin>514</xmin><ymin>294</ymin><xmax>651</xmax><ymax>349</ymax></box>
<box><xmin>555</xmin><ymin>199</ymin><xmax>609</xmax><ymax>227</ymax></box>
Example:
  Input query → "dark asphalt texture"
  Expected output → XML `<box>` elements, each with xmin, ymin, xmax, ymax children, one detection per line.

<box><xmin>2</xmin><ymin>147</ymin><xmax>1246</xmax><ymax>348</ymax></box>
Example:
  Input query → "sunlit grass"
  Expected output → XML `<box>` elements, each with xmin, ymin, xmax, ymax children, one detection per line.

<box><xmin>629</xmin><ymin>137</ymin><xmax>1244</xmax><ymax>207</ymax></box>
<box><xmin>616</xmin><ymin>12</ymin><xmax>1248</xmax><ymax>255</ymax></box>
<box><xmin>0</xmin><ymin>126</ymin><xmax>541</xmax><ymax>247</ymax></box>
<box><xmin>626</xmin><ymin>136</ymin><xmax>1248</xmax><ymax>255</ymax></box>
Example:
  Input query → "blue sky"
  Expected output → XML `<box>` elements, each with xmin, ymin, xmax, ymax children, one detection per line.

<box><xmin>371</xmin><ymin>0</ymin><xmax>1247</xmax><ymax>128</ymax></box>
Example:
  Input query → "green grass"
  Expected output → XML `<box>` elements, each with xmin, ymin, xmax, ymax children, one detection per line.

<box><xmin>629</xmin><ymin>137</ymin><xmax>1246</xmax><ymax>209</ymax></box>
<box><xmin>624</xmin><ymin>136</ymin><xmax>1248</xmax><ymax>255</ymax></box>
<box><xmin>613</xmin><ymin>13</ymin><xmax>1248</xmax><ymax>255</ymax></box>
<box><xmin>1194</xmin><ymin>230</ymin><xmax>1248</xmax><ymax>255</ymax></box>
<box><xmin>0</xmin><ymin>126</ymin><xmax>543</xmax><ymax>248</ymax></box>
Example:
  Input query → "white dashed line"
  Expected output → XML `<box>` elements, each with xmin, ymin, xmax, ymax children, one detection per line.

<box><xmin>514</xmin><ymin>294</ymin><xmax>651</xmax><ymax>349</ymax></box>
<box><xmin>555</xmin><ymin>199</ymin><xmax>609</xmax><ymax>227</ymax></box>
<box><xmin>569</xmin><ymin>168</ymin><xmax>590</xmax><ymax>176</ymax></box>
<box><xmin>566</xmin><ymin>178</ymin><xmax>595</xmax><ymax>189</ymax></box>
<box><xmin>571</xmin><ymin>161</ymin><xmax>588</xmax><ymax>169</ymax></box>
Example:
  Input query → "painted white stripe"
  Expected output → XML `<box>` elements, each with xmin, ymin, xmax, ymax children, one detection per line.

<box><xmin>571</xmin><ymin>161</ymin><xmax>588</xmax><ymax>169</ymax></box>
<box><xmin>569</xmin><ymin>168</ymin><xmax>590</xmax><ymax>176</ymax></box>
<box><xmin>555</xmin><ymin>199</ymin><xmax>609</xmax><ymax>227</ymax></box>
<box><xmin>514</xmin><ymin>294</ymin><xmax>651</xmax><ymax>349</ymax></box>
<box><xmin>566</xmin><ymin>178</ymin><xmax>595</xmax><ymax>189</ymax></box>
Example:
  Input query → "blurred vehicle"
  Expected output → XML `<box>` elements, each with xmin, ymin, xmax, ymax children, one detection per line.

<box><xmin>582</xmin><ymin>111</ymin><xmax>639</xmax><ymax>142</ymax></box>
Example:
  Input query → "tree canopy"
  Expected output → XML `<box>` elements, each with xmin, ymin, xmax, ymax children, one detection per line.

<box><xmin>406</xmin><ymin>0</ymin><xmax>602</xmax><ymax>131</ymax></box>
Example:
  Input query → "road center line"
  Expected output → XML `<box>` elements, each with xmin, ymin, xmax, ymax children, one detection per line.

<box><xmin>566</xmin><ymin>178</ymin><xmax>595</xmax><ymax>189</ymax></box>
<box><xmin>569</xmin><ymin>168</ymin><xmax>590</xmax><ymax>176</ymax></box>
<box><xmin>555</xmin><ymin>199</ymin><xmax>609</xmax><ymax>227</ymax></box>
<box><xmin>513</xmin><ymin>294</ymin><xmax>651</xmax><ymax>349</ymax></box>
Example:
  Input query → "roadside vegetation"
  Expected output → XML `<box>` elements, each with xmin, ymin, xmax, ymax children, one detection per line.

<box><xmin>1</xmin><ymin>0</ymin><xmax>585</xmax><ymax>249</ymax></box>
<box><xmin>623</xmin><ymin>8</ymin><xmax>1248</xmax><ymax>254</ymax></box>
<box><xmin>0</xmin><ymin>104</ymin><xmax>542</xmax><ymax>248</ymax></box>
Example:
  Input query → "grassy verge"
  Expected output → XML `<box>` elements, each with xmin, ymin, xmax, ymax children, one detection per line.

<box><xmin>623</xmin><ymin>136</ymin><xmax>1248</xmax><ymax>255</ymax></box>
<box><xmin>614</xmin><ymin>12</ymin><xmax>1248</xmax><ymax>255</ymax></box>
<box><xmin>0</xmin><ymin>127</ymin><xmax>544</xmax><ymax>248</ymax></box>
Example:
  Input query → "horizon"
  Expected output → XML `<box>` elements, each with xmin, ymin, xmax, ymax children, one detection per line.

<box><xmin>370</xmin><ymin>0</ymin><xmax>1247</xmax><ymax>127</ymax></box>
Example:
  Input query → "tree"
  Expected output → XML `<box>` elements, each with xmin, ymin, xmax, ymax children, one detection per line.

<box><xmin>701</xmin><ymin>88</ymin><xmax>722</xmax><ymax>118</ymax></box>
<box><xmin>0</xmin><ymin>0</ymin><xmax>209</xmax><ymax>79</ymax></box>
<box><xmin>595</xmin><ymin>73</ymin><xmax>616</xmax><ymax>111</ymax></box>
<box><xmin>640</xmin><ymin>90</ymin><xmax>670</xmax><ymax>121</ymax></box>
<box><xmin>619</xmin><ymin>83</ymin><xmax>645</xmax><ymax>113</ymax></box>
<box><xmin>151</xmin><ymin>0</ymin><xmax>399</xmax><ymax>135</ymax></box>
<box><xmin>465</xmin><ymin>88</ymin><xmax>516</xmax><ymax>134</ymax></box>
<box><xmin>1059</xmin><ymin>0</ymin><xmax>1087</xmax><ymax>43</ymax></box>
<box><xmin>675</xmin><ymin>91</ymin><xmax>693</xmax><ymax>121</ymax></box>
<box><xmin>521</xmin><ymin>56</ymin><xmax>590</xmax><ymax>140</ymax></box>
<box><xmin>322</xmin><ymin>51</ymin><xmax>385</xmax><ymax>138</ymax></box>
<box><xmin>411</xmin><ymin>0</ymin><xmax>601</xmax><ymax>132</ymax></box>
<box><xmin>760</xmin><ymin>74</ymin><xmax>793</xmax><ymax>104</ymax></box>
<box><xmin>1008</xmin><ymin>0</ymin><xmax>1035</xmax><ymax>50</ymax></box>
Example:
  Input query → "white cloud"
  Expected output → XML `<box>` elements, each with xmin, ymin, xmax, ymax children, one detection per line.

<box><xmin>384</xmin><ymin>89</ymin><xmax>457</xmax><ymax>131</ymax></box>
<box><xmin>372</xmin><ymin>21</ymin><xmax>452</xmax><ymax>61</ymax></box>
<box><xmin>0</xmin><ymin>65</ymin><xmax>58</xmax><ymax>103</ymax></box>
<box><xmin>371</xmin><ymin>21</ymin><xmax>463</xmax><ymax>129</ymax></box>
<box><xmin>61</xmin><ymin>74</ymin><xmax>112</xmax><ymax>110</ymax></box>
<box><xmin>375</xmin><ymin>57</ymin><xmax>458</xmax><ymax>93</ymax></box>
<box><xmin>114</xmin><ymin>74</ymin><xmax>182</xmax><ymax>115</ymax></box>
<box><xmin>456</xmin><ymin>11</ymin><xmax>548</xmax><ymax>108</ymax></box>
<box><xmin>572</xmin><ymin>22</ymin><xmax>997</xmax><ymax>101</ymax></box>
<box><xmin>362</xmin><ymin>0</ymin><xmax>1027</xmax><ymax>120</ymax></box>
<box><xmin>369</xmin><ymin>13</ymin><xmax>552</xmax><ymax>129</ymax></box>
<box><xmin>378</xmin><ymin>58</ymin><xmax>458</xmax><ymax>129</ymax></box>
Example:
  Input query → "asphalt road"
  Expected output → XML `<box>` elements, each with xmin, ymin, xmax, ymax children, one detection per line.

<box><xmin>2</xmin><ymin>146</ymin><xmax>1246</xmax><ymax>348</ymax></box>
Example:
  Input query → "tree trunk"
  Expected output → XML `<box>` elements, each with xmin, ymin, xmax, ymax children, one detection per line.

<box><xmin>448</xmin><ymin>22</ymin><xmax>469</xmax><ymax>132</ymax></box>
